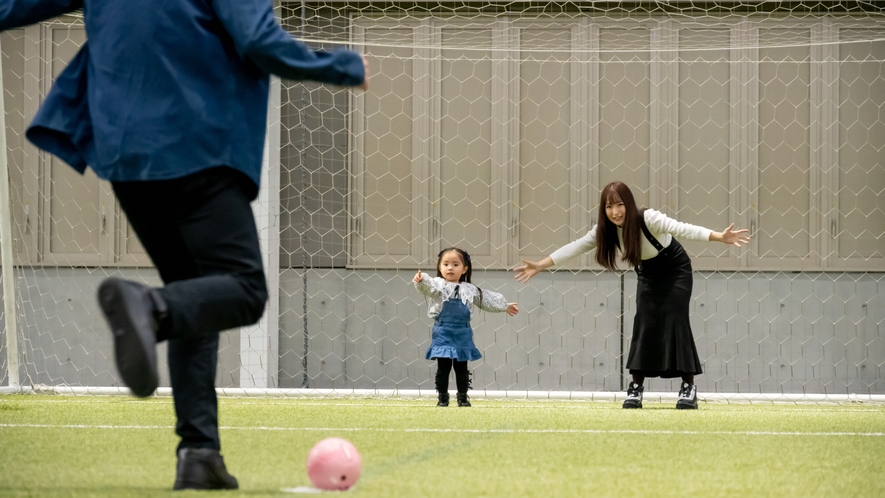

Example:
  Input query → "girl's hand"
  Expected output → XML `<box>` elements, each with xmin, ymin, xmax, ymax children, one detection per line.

<box><xmin>719</xmin><ymin>223</ymin><xmax>751</xmax><ymax>247</ymax></box>
<box><xmin>506</xmin><ymin>303</ymin><xmax>519</xmax><ymax>316</ymax></box>
<box><xmin>514</xmin><ymin>260</ymin><xmax>542</xmax><ymax>283</ymax></box>
<box><xmin>412</xmin><ymin>271</ymin><xmax>423</xmax><ymax>283</ymax></box>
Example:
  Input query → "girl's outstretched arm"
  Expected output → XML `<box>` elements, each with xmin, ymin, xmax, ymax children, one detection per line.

<box><xmin>514</xmin><ymin>256</ymin><xmax>554</xmax><ymax>283</ymax></box>
<box><xmin>708</xmin><ymin>223</ymin><xmax>751</xmax><ymax>247</ymax></box>
<box><xmin>474</xmin><ymin>288</ymin><xmax>513</xmax><ymax>314</ymax></box>
<box><xmin>413</xmin><ymin>271</ymin><xmax>442</xmax><ymax>298</ymax></box>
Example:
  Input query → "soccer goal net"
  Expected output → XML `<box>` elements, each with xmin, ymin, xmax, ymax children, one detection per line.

<box><xmin>1</xmin><ymin>1</ymin><xmax>883</xmax><ymax>401</ymax></box>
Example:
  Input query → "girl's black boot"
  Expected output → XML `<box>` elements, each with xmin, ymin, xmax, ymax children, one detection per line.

<box><xmin>437</xmin><ymin>392</ymin><xmax>450</xmax><ymax>406</ymax></box>
<box><xmin>457</xmin><ymin>392</ymin><xmax>471</xmax><ymax>407</ymax></box>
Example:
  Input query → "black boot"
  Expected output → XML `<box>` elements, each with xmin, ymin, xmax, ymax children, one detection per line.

<box><xmin>454</xmin><ymin>362</ymin><xmax>472</xmax><ymax>407</ymax></box>
<box><xmin>622</xmin><ymin>382</ymin><xmax>643</xmax><ymax>409</ymax></box>
<box><xmin>97</xmin><ymin>278</ymin><xmax>168</xmax><ymax>398</ymax></box>
<box><xmin>437</xmin><ymin>392</ymin><xmax>450</xmax><ymax>407</ymax></box>
<box><xmin>676</xmin><ymin>382</ymin><xmax>698</xmax><ymax>410</ymax></box>
<box><xmin>173</xmin><ymin>448</ymin><xmax>238</xmax><ymax>490</ymax></box>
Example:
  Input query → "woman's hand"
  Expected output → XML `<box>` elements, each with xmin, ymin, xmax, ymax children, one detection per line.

<box><xmin>716</xmin><ymin>223</ymin><xmax>751</xmax><ymax>247</ymax></box>
<box><xmin>514</xmin><ymin>259</ymin><xmax>549</xmax><ymax>283</ymax></box>
<box><xmin>412</xmin><ymin>271</ymin><xmax>423</xmax><ymax>283</ymax></box>
<box><xmin>506</xmin><ymin>303</ymin><xmax>519</xmax><ymax>316</ymax></box>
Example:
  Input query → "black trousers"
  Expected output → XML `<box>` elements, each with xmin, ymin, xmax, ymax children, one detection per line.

<box><xmin>435</xmin><ymin>358</ymin><xmax>470</xmax><ymax>393</ymax></box>
<box><xmin>112</xmin><ymin>167</ymin><xmax>267</xmax><ymax>452</ymax></box>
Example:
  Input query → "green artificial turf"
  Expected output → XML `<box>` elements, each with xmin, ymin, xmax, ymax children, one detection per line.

<box><xmin>1</xmin><ymin>395</ymin><xmax>883</xmax><ymax>497</ymax></box>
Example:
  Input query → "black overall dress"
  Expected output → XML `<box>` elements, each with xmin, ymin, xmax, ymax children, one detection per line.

<box><xmin>624</xmin><ymin>217</ymin><xmax>703</xmax><ymax>378</ymax></box>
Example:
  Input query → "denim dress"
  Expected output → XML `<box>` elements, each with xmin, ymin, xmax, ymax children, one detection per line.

<box><xmin>413</xmin><ymin>274</ymin><xmax>511</xmax><ymax>362</ymax></box>
<box><xmin>425</xmin><ymin>288</ymin><xmax>482</xmax><ymax>361</ymax></box>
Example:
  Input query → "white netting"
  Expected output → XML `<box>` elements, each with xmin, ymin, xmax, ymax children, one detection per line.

<box><xmin>1</xmin><ymin>2</ymin><xmax>884</xmax><ymax>399</ymax></box>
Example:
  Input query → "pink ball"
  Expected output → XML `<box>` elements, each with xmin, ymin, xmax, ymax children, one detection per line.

<box><xmin>306</xmin><ymin>437</ymin><xmax>362</xmax><ymax>491</ymax></box>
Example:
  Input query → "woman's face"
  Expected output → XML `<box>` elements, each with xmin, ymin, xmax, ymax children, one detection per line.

<box><xmin>605</xmin><ymin>194</ymin><xmax>626</xmax><ymax>226</ymax></box>
<box><xmin>438</xmin><ymin>250</ymin><xmax>468</xmax><ymax>283</ymax></box>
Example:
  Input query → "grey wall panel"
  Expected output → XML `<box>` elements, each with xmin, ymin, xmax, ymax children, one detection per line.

<box><xmin>11</xmin><ymin>268</ymin><xmax>239</xmax><ymax>389</ymax></box>
<box><xmin>5</xmin><ymin>268</ymin><xmax>883</xmax><ymax>395</ymax></box>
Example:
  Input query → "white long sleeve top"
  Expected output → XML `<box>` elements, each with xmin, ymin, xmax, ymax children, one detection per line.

<box><xmin>549</xmin><ymin>209</ymin><xmax>713</xmax><ymax>264</ymax></box>
<box><xmin>414</xmin><ymin>273</ymin><xmax>510</xmax><ymax>320</ymax></box>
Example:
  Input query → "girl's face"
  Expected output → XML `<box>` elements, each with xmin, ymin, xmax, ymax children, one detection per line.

<box><xmin>438</xmin><ymin>250</ymin><xmax>468</xmax><ymax>283</ymax></box>
<box><xmin>605</xmin><ymin>194</ymin><xmax>626</xmax><ymax>226</ymax></box>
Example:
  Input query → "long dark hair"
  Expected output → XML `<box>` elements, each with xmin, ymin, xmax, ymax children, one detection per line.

<box><xmin>436</xmin><ymin>247</ymin><xmax>482</xmax><ymax>303</ymax></box>
<box><xmin>595</xmin><ymin>181</ymin><xmax>643</xmax><ymax>270</ymax></box>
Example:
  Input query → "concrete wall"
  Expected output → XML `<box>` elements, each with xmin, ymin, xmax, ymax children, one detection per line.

<box><xmin>4</xmin><ymin>268</ymin><xmax>241</xmax><ymax>390</ymax></box>
<box><xmin>5</xmin><ymin>268</ymin><xmax>881</xmax><ymax>395</ymax></box>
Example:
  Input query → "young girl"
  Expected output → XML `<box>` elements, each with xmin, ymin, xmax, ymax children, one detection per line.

<box><xmin>514</xmin><ymin>181</ymin><xmax>749</xmax><ymax>409</ymax></box>
<box><xmin>413</xmin><ymin>247</ymin><xmax>519</xmax><ymax>407</ymax></box>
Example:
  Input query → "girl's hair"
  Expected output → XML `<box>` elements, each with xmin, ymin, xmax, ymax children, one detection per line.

<box><xmin>436</xmin><ymin>247</ymin><xmax>483</xmax><ymax>303</ymax></box>
<box><xmin>595</xmin><ymin>181</ymin><xmax>643</xmax><ymax>270</ymax></box>
<box><xmin>436</xmin><ymin>247</ymin><xmax>473</xmax><ymax>283</ymax></box>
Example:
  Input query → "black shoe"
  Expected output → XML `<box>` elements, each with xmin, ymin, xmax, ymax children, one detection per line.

<box><xmin>676</xmin><ymin>382</ymin><xmax>698</xmax><ymax>410</ymax></box>
<box><xmin>622</xmin><ymin>382</ymin><xmax>643</xmax><ymax>409</ymax></box>
<box><xmin>97</xmin><ymin>278</ymin><xmax>167</xmax><ymax>398</ymax></box>
<box><xmin>457</xmin><ymin>392</ymin><xmax>471</xmax><ymax>407</ymax></box>
<box><xmin>173</xmin><ymin>448</ymin><xmax>238</xmax><ymax>491</ymax></box>
<box><xmin>437</xmin><ymin>392</ymin><xmax>450</xmax><ymax>407</ymax></box>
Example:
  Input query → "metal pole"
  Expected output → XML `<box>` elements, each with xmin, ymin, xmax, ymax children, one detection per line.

<box><xmin>619</xmin><ymin>271</ymin><xmax>624</xmax><ymax>392</ymax></box>
<box><xmin>298</xmin><ymin>0</ymin><xmax>310</xmax><ymax>389</ymax></box>
<box><xmin>0</xmin><ymin>37</ymin><xmax>21</xmax><ymax>388</ymax></box>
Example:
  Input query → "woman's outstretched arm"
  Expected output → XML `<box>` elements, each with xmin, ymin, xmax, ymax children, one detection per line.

<box><xmin>513</xmin><ymin>256</ymin><xmax>555</xmax><ymax>284</ymax></box>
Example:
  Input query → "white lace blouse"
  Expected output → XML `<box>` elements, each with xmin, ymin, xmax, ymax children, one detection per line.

<box><xmin>414</xmin><ymin>273</ymin><xmax>510</xmax><ymax>320</ymax></box>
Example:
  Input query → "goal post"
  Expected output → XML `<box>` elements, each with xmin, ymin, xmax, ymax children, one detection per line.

<box><xmin>1</xmin><ymin>2</ymin><xmax>884</xmax><ymax>400</ymax></box>
<box><xmin>0</xmin><ymin>33</ymin><xmax>20</xmax><ymax>390</ymax></box>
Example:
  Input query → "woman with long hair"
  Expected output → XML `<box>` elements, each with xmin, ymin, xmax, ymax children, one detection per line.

<box><xmin>514</xmin><ymin>181</ymin><xmax>749</xmax><ymax>409</ymax></box>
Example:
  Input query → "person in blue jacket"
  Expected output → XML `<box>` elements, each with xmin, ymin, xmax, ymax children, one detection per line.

<box><xmin>0</xmin><ymin>0</ymin><xmax>368</xmax><ymax>490</ymax></box>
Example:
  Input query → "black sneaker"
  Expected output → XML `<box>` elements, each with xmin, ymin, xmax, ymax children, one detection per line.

<box><xmin>676</xmin><ymin>382</ymin><xmax>698</xmax><ymax>410</ymax></box>
<box><xmin>97</xmin><ymin>278</ymin><xmax>167</xmax><ymax>398</ymax></box>
<box><xmin>457</xmin><ymin>392</ymin><xmax>471</xmax><ymax>407</ymax></box>
<box><xmin>622</xmin><ymin>382</ymin><xmax>643</xmax><ymax>409</ymax></box>
<box><xmin>173</xmin><ymin>448</ymin><xmax>238</xmax><ymax>490</ymax></box>
<box><xmin>437</xmin><ymin>392</ymin><xmax>450</xmax><ymax>407</ymax></box>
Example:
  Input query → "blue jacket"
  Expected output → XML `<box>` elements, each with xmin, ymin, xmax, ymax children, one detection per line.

<box><xmin>0</xmin><ymin>0</ymin><xmax>365</xmax><ymax>198</ymax></box>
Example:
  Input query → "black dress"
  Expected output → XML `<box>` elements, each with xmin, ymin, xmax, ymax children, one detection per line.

<box><xmin>624</xmin><ymin>219</ymin><xmax>703</xmax><ymax>378</ymax></box>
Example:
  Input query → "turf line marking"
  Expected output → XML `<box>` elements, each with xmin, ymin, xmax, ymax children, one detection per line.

<box><xmin>1</xmin><ymin>423</ymin><xmax>882</xmax><ymax>437</ymax></box>
<box><xmin>4</xmin><ymin>398</ymin><xmax>883</xmax><ymax>413</ymax></box>
<box><xmin>0</xmin><ymin>423</ymin><xmax>171</xmax><ymax>429</ymax></box>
